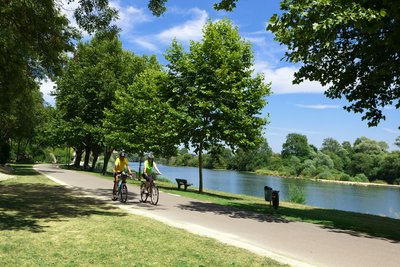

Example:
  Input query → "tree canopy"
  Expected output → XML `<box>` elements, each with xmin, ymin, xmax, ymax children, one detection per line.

<box><xmin>163</xmin><ymin>19</ymin><xmax>270</xmax><ymax>192</ymax></box>
<box><xmin>267</xmin><ymin>0</ymin><xmax>400</xmax><ymax>126</ymax></box>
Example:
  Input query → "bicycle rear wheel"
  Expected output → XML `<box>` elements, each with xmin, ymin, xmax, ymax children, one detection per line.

<box><xmin>120</xmin><ymin>184</ymin><xmax>128</xmax><ymax>203</ymax></box>
<box><xmin>150</xmin><ymin>185</ymin><xmax>159</xmax><ymax>205</ymax></box>
<box><xmin>140</xmin><ymin>182</ymin><xmax>148</xmax><ymax>202</ymax></box>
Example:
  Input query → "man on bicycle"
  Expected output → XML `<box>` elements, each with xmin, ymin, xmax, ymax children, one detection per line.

<box><xmin>113</xmin><ymin>151</ymin><xmax>132</xmax><ymax>198</ymax></box>
<box><xmin>142</xmin><ymin>153</ymin><xmax>162</xmax><ymax>193</ymax></box>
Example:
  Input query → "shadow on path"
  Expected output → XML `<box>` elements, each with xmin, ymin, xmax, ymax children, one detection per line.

<box><xmin>178</xmin><ymin>201</ymin><xmax>291</xmax><ymax>223</ymax></box>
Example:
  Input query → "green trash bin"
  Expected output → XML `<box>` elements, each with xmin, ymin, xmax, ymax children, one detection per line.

<box><xmin>264</xmin><ymin>186</ymin><xmax>272</xmax><ymax>206</ymax></box>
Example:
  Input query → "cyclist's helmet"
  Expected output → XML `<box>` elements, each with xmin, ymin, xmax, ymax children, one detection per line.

<box><xmin>119</xmin><ymin>151</ymin><xmax>126</xmax><ymax>157</ymax></box>
<box><xmin>148</xmin><ymin>153</ymin><xmax>154</xmax><ymax>160</ymax></box>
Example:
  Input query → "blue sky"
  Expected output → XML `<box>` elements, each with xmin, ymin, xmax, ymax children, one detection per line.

<box><xmin>41</xmin><ymin>0</ymin><xmax>400</xmax><ymax>152</ymax></box>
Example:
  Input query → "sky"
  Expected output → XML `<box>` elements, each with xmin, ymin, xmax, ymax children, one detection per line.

<box><xmin>40</xmin><ymin>0</ymin><xmax>400</xmax><ymax>153</ymax></box>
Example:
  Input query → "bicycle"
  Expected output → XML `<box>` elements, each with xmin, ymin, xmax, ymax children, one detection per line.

<box><xmin>140</xmin><ymin>173</ymin><xmax>159</xmax><ymax>205</ymax></box>
<box><xmin>112</xmin><ymin>172</ymin><xmax>130</xmax><ymax>203</ymax></box>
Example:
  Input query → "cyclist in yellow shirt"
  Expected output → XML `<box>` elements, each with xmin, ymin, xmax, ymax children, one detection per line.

<box><xmin>113</xmin><ymin>151</ymin><xmax>132</xmax><ymax>198</ymax></box>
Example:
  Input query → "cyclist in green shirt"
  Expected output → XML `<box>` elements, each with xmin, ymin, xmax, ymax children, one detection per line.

<box><xmin>142</xmin><ymin>153</ymin><xmax>161</xmax><ymax>193</ymax></box>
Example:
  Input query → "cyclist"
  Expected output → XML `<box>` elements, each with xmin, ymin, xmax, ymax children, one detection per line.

<box><xmin>142</xmin><ymin>153</ymin><xmax>162</xmax><ymax>193</ymax></box>
<box><xmin>113</xmin><ymin>151</ymin><xmax>132</xmax><ymax>198</ymax></box>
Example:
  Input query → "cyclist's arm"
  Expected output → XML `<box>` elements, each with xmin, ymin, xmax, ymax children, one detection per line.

<box><xmin>154</xmin><ymin>162</ymin><xmax>162</xmax><ymax>175</ymax></box>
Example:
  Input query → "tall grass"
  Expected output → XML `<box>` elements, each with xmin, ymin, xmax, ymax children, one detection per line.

<box><xmin>287</xmin><ymin>184</ymin><xmax>306</xmax><ymax>204</ymax></box>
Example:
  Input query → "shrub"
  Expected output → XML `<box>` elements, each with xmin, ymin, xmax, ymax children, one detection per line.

<box><xmin>288</xmin><ymin>184</ymin><xmax>306</xmax><ymax>204</ymax></box>
<box><xmin>351</xmin><ymin>173</ymin><xmax>369</xmax><ymax>183</ymax></box>
<box><xmin>339</xmin><ymin>173</ymin><xmax>351</xmax><ymax>181</ymax></box>
<box><xmin>316</xmin><ymin>170</ymin><xmax>332</xmax><ymax>180</ymax></box>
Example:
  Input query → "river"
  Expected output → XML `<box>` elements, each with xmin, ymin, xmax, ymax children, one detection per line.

<box><xmin>131</xmin><ymin>163</ymin><xmax>400</xmax><ymax>219</ymax></box>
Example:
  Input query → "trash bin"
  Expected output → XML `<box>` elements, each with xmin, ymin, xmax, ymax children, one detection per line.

<box><xmin>264</xmin><ymin>186</ymin><xmax>272</xmax><ymax>202</ymax></box>
<box><xmin>272</xmin><ymin>190</ymin><xmax>280</xmax><ymax>209</ymax></box>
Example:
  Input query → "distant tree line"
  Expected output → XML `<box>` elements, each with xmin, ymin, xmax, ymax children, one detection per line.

<box><xmin>164</xmin><ymin>134</ymin><xmax>400</xmax><ymax>185</ymax></box>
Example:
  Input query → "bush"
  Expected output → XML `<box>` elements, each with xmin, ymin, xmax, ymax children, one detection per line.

<box><xmin>288</xmin><ymin>184</ymin><xmax>306</xmax><ymax>204</ymax></box>
<box><xmin>316</xmin><ymin>170</ymin><xmax>332</xmax><ymax>180</ymax></box>
<box><xmin>351</xmin><ymin>173</ymin><xmax>369</xmax><ymax>183</ymax></box>
<box><xmin>339</xmin><ymin>173</ymin><xmax>351</xmax><ymax>181</ymax></box>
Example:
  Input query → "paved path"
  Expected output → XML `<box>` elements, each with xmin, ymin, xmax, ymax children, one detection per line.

<box><xmin>34</xmin><ymin>164</ymin><xmax>400</xmax><ymax>267</ymax></box>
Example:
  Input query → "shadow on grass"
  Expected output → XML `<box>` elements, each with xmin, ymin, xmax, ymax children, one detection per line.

<box><xmin>0</xmin><ymin>183</ymin><xmax>127</xmax><ymax>233</ymax></box>
<box><xmin>158</xmin><ymin>186</ymin><xmax>243</xmax><ymax>201</ymax></box>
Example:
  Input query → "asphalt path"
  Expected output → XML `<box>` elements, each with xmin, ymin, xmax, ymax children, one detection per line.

<box><xmin>34</xmin><ymin>164</ymin><xmax>400</xmax><ymax>267</ymax></box>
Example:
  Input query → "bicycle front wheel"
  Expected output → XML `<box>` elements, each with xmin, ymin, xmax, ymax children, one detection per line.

<box><xmin>150</xmin><ymin>185</ymin><xmax>159</xmax><ymax>205</ymax></box>
<box><xmin>120</xmin><ymin>184</ymin><xmax>128</xmax><ymax>203</ymax></box>
<box><xmin>112</xmin><ymin>184</ymin><xmax>118</xmax><ymax>201</ymax></box>
<box><xmin>140</xmin><ymin>182</ymin><xmax>147</xmax><ymax>202</ymax></box>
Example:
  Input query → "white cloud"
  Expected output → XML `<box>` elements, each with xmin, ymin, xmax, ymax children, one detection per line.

<box><xmin>296</xmin><ymin>104</ymin><xmax>340</xmax><ymax>109</ymax></box>
<box><xmin>256</xmin><ymin>64</ymin><xmax>327</xmax><ymax>94</ymax></box>
<box><xmin>110</xmin><ymin>1</ymin><xmax>150</xmax><ymax>33</ymax></box>
<box><xmin>131</xmin><ymin>37</ymin><xmax>162</xmax><ymax>53</ymax></box>
<box><xmin>40</xmin><ymin>80</ymin><xmax>56</xmax><ymax>106</ymax></box>
<box><xmin>383</xmin><ymin>128</ymin><xmax>399</xmax><ymax>134</ymax></box>
<box><xmin>156</xmin><ymin>8</ymin><xmax>208</xmax><ymax>44</ymax></box>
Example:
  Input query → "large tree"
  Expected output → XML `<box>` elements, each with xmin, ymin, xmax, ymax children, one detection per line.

<box><xmin>55</xmin><ymin>32</ymin><xmax>138</xmax><ymax>171</ymax></box>
<box><xmin>163</xmin><ymin>19</ymin><xmax>270</xmax><ymax>192</ymax></box>
<box><xmin>267</xmin><ymin>0</ymin><xmax>400</xmax><ymax>126</ymax></box>
<box><xmin>281</xmin><ymin>133</ymin><xmax>311</xmax><ymax>160</ymax></box>
<box><xmin>103</xmin><ymin>67</ymin><xmax>180</xmax><ymax>172</ymax></box>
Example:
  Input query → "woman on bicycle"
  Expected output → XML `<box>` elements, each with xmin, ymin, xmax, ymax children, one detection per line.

<box><xmin>113</xmin><ymin>151</ymin><xmax>132</xmax><ymax>197</ymax></box>
<box><xmin>142</xmin><ymin>153</ymin><xmax>162</xmax><ymax>193</ymax></box>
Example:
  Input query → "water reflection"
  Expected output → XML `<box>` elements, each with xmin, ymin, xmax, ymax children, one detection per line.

<box><xmin>130</xmin><ymin>163</ymin><xmax>400</xmax><ymax>219</ymax></box>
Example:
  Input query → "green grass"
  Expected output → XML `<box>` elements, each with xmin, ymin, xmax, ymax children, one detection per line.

<box><xmin>0</xmin><ymin>165</ymin><xmax>285</xmax><ymax>267</ymax></box>
<box><xmin>71</xmin><ymin>165</ymin><xmax>400</xmax><ymax>241</ymax></box>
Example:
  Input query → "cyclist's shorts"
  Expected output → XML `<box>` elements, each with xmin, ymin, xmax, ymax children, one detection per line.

<box><xmin>143</xmin><ymin>173</ymin><xmax>154</xmax><ymax>183</ymax></box>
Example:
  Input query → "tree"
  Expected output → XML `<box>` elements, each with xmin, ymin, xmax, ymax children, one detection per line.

<box><xmin>145</xmin><ymin>0</ymin><xmax>239</xmax><ymax>15</ymax></box>
<box><xmin>103</xmin><ymin>67</ymin><xmax>180</xmax><ymax>172</ymax></box>
<box><xmin>378</xmin><ymin>152</ymin><xmax>400</xmax><ymax>184</ymax></box>
<box><xmin>55</xmin><ymin>32</ymin><xmax>136</xmax><ymax>171</ymax></box>
<box><xmin>281</xmin><ymin>133</ymin><xmax>311</xmax><ymax>160</ymax></box>
<box><xmin>350</xmin><ymin>137</ymin><xmax>387</xmax><ymax>179</ymax></box>
<box><xmin>395</xmin><ymin>137</ymin><xmax>400</xmax><ymax>149</ymax></box>
<box><xmin>0</xmin><ymin>0</ymin><xmax>119</xmax><ymax>163</ymax></box>
<box><xmin>267</xmin><ymin>0</ymin><xmax>400</xmax><ymax>126</ymax></box>
<box><xmin>229</xmin><ymin>139</ymin><xmax>272</xmax><ymax>171</ymax></box>
<box><xmin>163</xmin><ymin>19</ymin><xmax>270</xmax><ymax>192</ymax></box>
<box><xmin>321</xmin><ymin>138</ymin><xmax>342</xmax><ymax>154</ymax></box>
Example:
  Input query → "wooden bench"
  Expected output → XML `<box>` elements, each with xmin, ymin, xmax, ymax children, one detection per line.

<box><xmin>175</xmin><ymin>178</ymin><xmax>193</xmax><ymax>191</ymax></box>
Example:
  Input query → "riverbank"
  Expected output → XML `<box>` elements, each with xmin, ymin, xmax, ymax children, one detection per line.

<box><xmin>254</xmin><ymin>168</ymin><xmax>400</xmax><ymax>188</ymax></box>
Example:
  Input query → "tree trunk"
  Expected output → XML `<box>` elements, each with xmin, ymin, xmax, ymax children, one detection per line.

<box><xmin>74</xmin><ymin>147</ymin><xmax>84</xmax><ymax>168</ymax></box>
<box><xmin>16</xmin><ymin>138</ymin><xmax>21</xmax><ymax>162</ymax></box>
<box><xmin>102</xmin><ymin>146</ymin><xmax>114</xmax><ymax>175</ymax></box>
<box><xmin>91</xmin><ymin>147</ymin><xmax>99</xmax><ymax>172</ymax></box>
<box><xmin>83</xmin><ymin>146</ymin><xmax>91</xmax><ymax>169</ymax></box>
<box><xmin>198</xmin><ymin>142</ymin><xmax>203</xmax><ymax>193</ymax></box>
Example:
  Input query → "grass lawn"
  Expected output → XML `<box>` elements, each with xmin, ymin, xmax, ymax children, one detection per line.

<box><xmin>0</xmin><ymin>165</ymin><xmax>286</xmax><ymax>266</ymax></box>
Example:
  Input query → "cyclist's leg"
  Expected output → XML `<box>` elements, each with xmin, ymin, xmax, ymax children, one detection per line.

<box><xmin>113</xmin><ymin>172</ymin><xmax>119</xmax><ymax>193</ymax></box>
<box><xmin>144</xmin><ymin>173</ymin><xmax>153</xmax><ymax>192</ymax></box>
